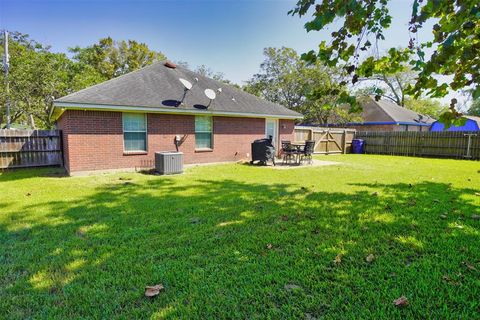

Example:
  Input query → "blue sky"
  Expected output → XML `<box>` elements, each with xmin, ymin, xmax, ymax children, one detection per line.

<box><xmin>1</xmin><ymin>0</ymin><xmax>429</xmax><ymax>85</ymax></box>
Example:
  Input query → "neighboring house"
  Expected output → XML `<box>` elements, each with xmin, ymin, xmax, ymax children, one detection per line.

<box><xmin>339</xmin><ymin>97</ymin><xmax>434</xmax><ymax>132</ymax></box>
<box><xmin>52</xmin><ymin>61</ymin><xmax>302</xmax><ymax>174</ymax></box>
<box><xmin>430</xmin><ymin>116</ymin><xmax>480</xmax><ymax>132</ymax></box>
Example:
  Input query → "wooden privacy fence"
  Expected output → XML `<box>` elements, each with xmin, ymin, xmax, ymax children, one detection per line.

<box><xmin>294</xmin><ymin>126</ymin><xmax>356</xmax><ymax>154</ymax></box>
<box><xmin>355</xmin><ymin>131</ymin><xmax>480</xmax><ymax>160</ymax></box>
<box><xmin>0</xmin><ymin>130</ymin><xmax>63</xmax><ymax>169</ymax></box>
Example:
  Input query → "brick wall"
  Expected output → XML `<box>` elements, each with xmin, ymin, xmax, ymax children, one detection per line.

<box><xmin>57</xmin><ymin>110</ymin><xmax>295</xmax><ymax>173</ymax></box>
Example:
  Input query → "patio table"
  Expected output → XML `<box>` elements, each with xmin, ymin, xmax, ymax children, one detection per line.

<box><xmin>290</xmin><ymin>142</ymin><xmax>305</xmax><ymax>164</ymax></box>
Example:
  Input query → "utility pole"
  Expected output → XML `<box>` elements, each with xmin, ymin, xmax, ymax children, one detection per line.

<box><xmin>3</xmin><ymin>30</ymin><xmax>11</xmax><ymax>129</ymax></box>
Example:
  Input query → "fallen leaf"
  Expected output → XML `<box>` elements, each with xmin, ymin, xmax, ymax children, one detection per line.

<box><xmin>393</xmin><ymin>296</ymin><xmax>409</xmax><ymax>307</ymax></box>
<box><xmin>26</xmin><ymin>193</ymin><xmax>31</xmax><ymax>196</ymax></box>
<box><xmin>76</xmin><ymin>228</ymin><xmax>86</xmax><ymax>238</ymax></box>
<box><xmin>366</xmin><ymin>254</ymin><xmax>375</xmax><ymax>263</ymax></box>
<box><xmin>305</xmin><ymin>313</ymin><xmax>317</xmax><ymax>320</ymax></box>
<box><xmin>284</xmin><ymin>284</ymin><xmax>302</xmax><ymax>292</ymax></box>
<box><xmin>462</xmin><ymin>261</ymin><xmax>477</xmax><ymax>271</ymax></box>
<box><xmin>145</xmin><ymin>284</ymin><xmax>165</xmax><ymax>297</ymax></box>
<box><xmin>475</xmin><ymin>192</ymin><xmax>480</xmax><ymax>196</ymax></box>
<box><xmin>190</xmin><ymin>217</ymin><xmax>201</xmax><ymax>224</ymax></box>
<box><xmin>440</xmin><ymin>214</ymin><xmax>448</xmax><ymax>219</ymax></box>
<box><xmin>266</xmin><ymin>243</ymin><xmax>273</xmax><ymax>250</ymax></box>
<box><xmin>333</xmin><ymin>253</ymin><xmax>343</xmax><ymax>265</ymax></box>
<box><xmin>442</xmin><ymin>274</ymin><xmax>460</xmax><ymax>285</ymax></box>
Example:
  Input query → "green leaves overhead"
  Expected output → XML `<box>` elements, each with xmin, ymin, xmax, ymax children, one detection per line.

<box><xmin>290</xmin><ymin>0</ymin><xmax>480</xmax><ymax>120</ymax></box>
<box><xmin>244</xmin><ymin>47</ymin><xmax>361</xmax><ymax>124</ymax></box>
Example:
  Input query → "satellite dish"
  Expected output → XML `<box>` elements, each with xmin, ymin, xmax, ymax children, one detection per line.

<box><xmin>179</xmin><ymin>78</ymin><xmax>192</xmax><ymax>90</ymax></box>
<box><xmin>204</xmin><ymin>89</ymin><xmax>216</xmax><ymax>100</ymax></box>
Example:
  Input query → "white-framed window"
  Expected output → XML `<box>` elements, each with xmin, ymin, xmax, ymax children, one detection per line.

<box><xmin>195</xmin><ymin>116</ymin><xmax>213</xmax><ymax>149</ymax></box>
<box><xmin>123</xmin><ymin>113</ymin><xmax>147</xmax><ymax>152</ymax></box>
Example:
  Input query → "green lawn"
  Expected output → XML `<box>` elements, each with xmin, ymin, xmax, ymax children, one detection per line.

<box><xmin>1</xmin><ymin>155</ymin><xmax>479</xmax><ymax>319</ymax></box>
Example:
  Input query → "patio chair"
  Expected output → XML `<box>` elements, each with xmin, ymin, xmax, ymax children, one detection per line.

<box><xmin>300</xmin><ymin>140</ymin><xmax>315</xmax><ymax>164</ymax></box>
<box><xmin>281</xmin><ymin>140</ymin><xmax>295</xmax><ymax>164</ymax></box>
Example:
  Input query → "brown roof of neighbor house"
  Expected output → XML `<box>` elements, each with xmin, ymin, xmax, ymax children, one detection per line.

<box><xmin>359</xmin><ymin>97</ymin><xmax>435</xmax><ymax>125</ymax></box>
<box><xmin>53</xmin><ymin>61</ymin><xmax>302</xmax><ymax>119</ymax></box>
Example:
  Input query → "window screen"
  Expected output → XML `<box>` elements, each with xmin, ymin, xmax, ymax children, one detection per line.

<box><xmin>123</xmin><ymin>113</ymin><xmax>147</xmax><ymax>151</ymax></box>
<box><xmin>195</xmin><ymin>116</ymin><xmax>212</xmax><ymax>149</ymax></box>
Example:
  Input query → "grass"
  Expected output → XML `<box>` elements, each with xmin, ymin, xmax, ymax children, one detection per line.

<box><xmin>0</xmin><ymin>155</ymin><xmax>479</xmax><ymax>319</ymax></box>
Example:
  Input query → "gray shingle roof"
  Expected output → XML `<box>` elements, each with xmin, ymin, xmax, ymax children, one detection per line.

<box><xmin>54</xmin><ymin>61</ymin><xmax>302</xmax><ymax>119</ymax></box>
<box><xmin>362</xmin><ymin>97</ymin><xmax>435</xmax><ymax>124</ymax></box>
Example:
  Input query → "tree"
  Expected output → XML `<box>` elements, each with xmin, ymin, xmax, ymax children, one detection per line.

<box><xmin>0</xmin><ymin>31</ymin><xmax>73</xmax><ymax>128</ymax></box>
<box><xmin>176</xmin><ymin>61</ymin><xmax>238</xmax><ymax>87</ymax></box>
<box><xmin>404</xmin><ymin>97</ymin><xmax>447</xmax><ymax>119</ymax></box>
<box><xmin>467</xmin><ymin>99</ymin><xmax>480</xmax><ymax>116</ymax></box>
<box><xmin>244</xmin><ymin>47</ymin><xmax>359</xmax><ymax>124</ymax></box>
<box><xmin>357</xmin><ymin>63</ymin><xmax>417</xmax><ymax>107</ymax></box>
<box><xmin>289</xmin><ymin>0</ymin><xmax>480</xmax><ymax>126</ymax></box>
<box><xmin>69</xmin><ymin>37</ymin><xmax>166</xmax><ymax>82</ymax></box>
<box><xmin>1</xmin><ymin>34</ymin><xmax>167</xmax><ymax>128</ymax></box>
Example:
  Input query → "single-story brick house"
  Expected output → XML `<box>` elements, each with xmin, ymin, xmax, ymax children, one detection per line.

<box><xmin>52</xmin><ymin>61</ymin><xmax>302</xmax><ymax>175</ymax></box>
<box><xmin>331</xmin><ymin>97</ymin><xmax>434</xmax><ymax>132</ymax></box>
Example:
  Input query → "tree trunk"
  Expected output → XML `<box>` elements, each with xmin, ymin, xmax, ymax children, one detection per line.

<box><xmin>29</xmin><ymin>114</ymin><xmax>36</xmax><ymax>129</ymax></box>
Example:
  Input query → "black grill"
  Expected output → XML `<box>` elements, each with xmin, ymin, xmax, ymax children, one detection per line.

<box><xmin>250</xmin><ymin>138</ymin><xmax>276</xmax><ymax>166</ymax></box>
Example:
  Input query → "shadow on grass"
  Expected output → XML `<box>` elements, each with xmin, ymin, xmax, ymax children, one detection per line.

<box><xmin>0</xmin><ymin>167</ymin><xmax>67</xmax><ymax>182</ymax></box>
<box><xmin>0</xmin><ymin>177</ymin><xmax>479</xmax><ymax>319</ymax></box>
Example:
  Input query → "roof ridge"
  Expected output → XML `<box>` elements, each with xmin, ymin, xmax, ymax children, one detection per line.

<box><xmin>168</xmin><ymin>63</ymin><xmax>294</xmax><ymax>112</ymax></box>
<box><xmin>369</xmin><ymin>97</ymin><xmax>396</xmax><ymax>122</ymax></box>
<box><xmin>371</xmin><ymin>96</ymin><xmax>432</xmax><ymax>123</ymax></box>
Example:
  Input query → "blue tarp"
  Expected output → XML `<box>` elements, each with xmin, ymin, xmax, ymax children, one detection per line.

<box><xmin>430</xmin><ymin>119</ymin><xmax>479</xmax><ymax>132</ymax></box>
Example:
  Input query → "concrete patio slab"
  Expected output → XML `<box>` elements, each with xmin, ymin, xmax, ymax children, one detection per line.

<box><xmin>253</xmin><ymin>159</ymin><xmax>340</xmax><ymax>169</ymax></box>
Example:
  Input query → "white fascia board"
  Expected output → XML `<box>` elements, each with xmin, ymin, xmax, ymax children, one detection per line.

<box><xmin>53</xmin><ymin>102</ymin><xmax>303</xmax><ymax>120</ymax></box>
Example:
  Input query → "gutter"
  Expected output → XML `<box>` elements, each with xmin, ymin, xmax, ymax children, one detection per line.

<box><xmin>52</xmin><ymin>101</ymin><xmax>303</xmax><ymax>121</ymax></box>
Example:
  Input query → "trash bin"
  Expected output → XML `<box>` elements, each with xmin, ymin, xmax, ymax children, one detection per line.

<box><xmin>351</xmin><ymin>139</ymin><xmax>365</xmax><ymax>154</ymax></box>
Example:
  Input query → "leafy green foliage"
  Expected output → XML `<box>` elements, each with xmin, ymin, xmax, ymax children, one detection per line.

<box><xmin>185</xmin><ymin>63</ymin><xmax>238</xmax><ymax>87</ymax></box>
<box><xmin>244</xmin><ymin>47</ymin><xmax>360</xmax><ymax>124</ymax></box>
<box><xmin>0</xmin><ymin>156</ymin><xmax>479</xmax><ymax>318</ymax></box>
<box><xmin>290</xmin><ymin>0</ymin><xmax>480</xmax><ymax>125</ymax></box>
<box><xmin>0</xmin><ymin>33</ymin><xmax>166</xmax><ymax>128</ymax></box>
<box><xmin>69</xmin><ymin>37</ymin><xmax>166</xmax><ymax>81</ymax></box>
<box><xmin>403</xmin><ymin>97</ymin><xmax>448</xmax><ymax>119</ymax></box>
<box><xmin>0</xmin><ymin>32</ymin><xmax>73</xmax><ymax>128</ymax></box>
<box><xmin>467</xmin><ymin>99</ymin><xmax>480</xmax><ymax>117</ymax></box>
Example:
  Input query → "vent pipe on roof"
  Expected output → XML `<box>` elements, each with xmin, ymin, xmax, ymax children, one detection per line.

<box><xmin>164</xmin><ymin>61</ymin><xmax>177</xmax><ymax>69</ymax></box>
